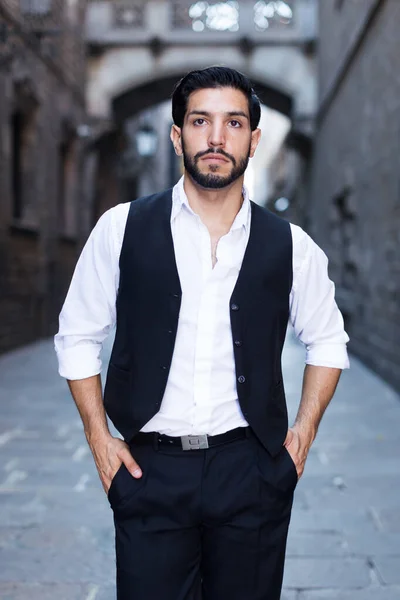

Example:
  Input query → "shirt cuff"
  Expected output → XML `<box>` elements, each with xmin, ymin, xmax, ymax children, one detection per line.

<box><xmin>56</xmin><ymin>345</ymin><xmax>103</xmax><ymax>380</ymax></box>
<box><xmin>305</xmin><ymin>343</ymin><xmax>350</xmax><ymax>370</ymax></box>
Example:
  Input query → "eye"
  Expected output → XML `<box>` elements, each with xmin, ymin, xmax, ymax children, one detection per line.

<box><xmin>229</xmin><ymin>120</ymin><xmax>241</xmax><ymax>128</ymax></box>
<box><xmin>193</xmin><ymin>118</ymin><xmax>206</xmax><ymax>126</ymax></box>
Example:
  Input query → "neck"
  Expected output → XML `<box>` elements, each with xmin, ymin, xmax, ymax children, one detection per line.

<box><xmin>183</xmin><ymin>173</ymin><xmax>244</xmax><ymax>228</ymax></box>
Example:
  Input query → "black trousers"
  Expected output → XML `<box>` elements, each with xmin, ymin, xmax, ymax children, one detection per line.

<box><xmin>108</xmin><ymin>430</ymin><xmax>297</xmax><ymax>600</ymax></box>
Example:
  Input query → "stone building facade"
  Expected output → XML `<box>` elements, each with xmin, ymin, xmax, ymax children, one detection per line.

<box><xmin>307</xmin><ymin>0</ymin><xmax>400</xmax><ymax>390</ymax></box>
<box><xmin>0</xmin><ymin>0</ymin><xmax>88</xmax><ymax>353</ymax></box>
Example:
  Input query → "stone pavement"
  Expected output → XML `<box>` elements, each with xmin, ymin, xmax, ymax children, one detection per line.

<box><xmin>0</xmin><ymin>332</ymin><xmax>399</xmax><ymax>600</ymax></box>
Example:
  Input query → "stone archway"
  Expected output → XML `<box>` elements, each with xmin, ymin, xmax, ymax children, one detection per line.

<box><xmin>87</xmin><ymin>44</ymin><xmax>315</xmax><ymax>123</ymax></box>
<box><xmin>111</xmin><ymin>71</ymin><xmax>292</xmax><ymax>123</ymax></box>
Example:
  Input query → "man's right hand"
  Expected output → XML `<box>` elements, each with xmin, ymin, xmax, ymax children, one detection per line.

<box><xmin>88</xmin><ymin>434</ymin><xmax>142</xmax><ymax>494</ymax></box>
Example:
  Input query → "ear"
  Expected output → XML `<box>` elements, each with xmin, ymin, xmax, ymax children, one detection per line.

<box><xmin>249</xmin><ymin>128</ymin><xmax>261</xmax><ymax>158</ymax></box>
<box><xmin>170</xmin><ymin>124</ymin><xmax>183</xmax><ymax>156</ymax></box>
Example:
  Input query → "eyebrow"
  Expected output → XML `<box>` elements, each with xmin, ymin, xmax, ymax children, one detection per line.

<box><xmin>187</xmin><ymin>110</ymin><xmax>249</xmax><ymax>120</ymax></box>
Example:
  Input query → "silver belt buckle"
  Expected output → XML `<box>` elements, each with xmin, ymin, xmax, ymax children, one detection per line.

<box><xmin>181</xmin><ymin>434</ymin><xmax>209</xmax><ymax>450</ymax></box>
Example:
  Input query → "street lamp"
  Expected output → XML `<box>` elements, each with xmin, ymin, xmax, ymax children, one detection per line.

<box><xmin>135</xmin><ymin>123</ymin><xmax>158</xmax><ymax>158</ymax></box>
<box><xmin>274</xmin><ymin>197</ymin><xmax>290</xmax><ymax>212</ymax></box>
<box><xmin>76</xmin><ymin>124</ymin><xmax>92</xmax><ymax>139</ymax></box>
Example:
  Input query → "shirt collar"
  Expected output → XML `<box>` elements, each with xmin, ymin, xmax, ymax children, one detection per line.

<box><xmin>171</xmin><ymin>175</ymin><xmax>251</xmax><ymax>232</ymax></box>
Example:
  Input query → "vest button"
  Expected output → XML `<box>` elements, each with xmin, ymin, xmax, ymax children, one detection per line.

<box><xmin>161</xmin><ymin>366</ymin><xmax>167</xmax><ymax>370</ymax></box>
<box><xmin>231</xmin><ymin>303</ymin><xmax>239</xmax><ymax>311</ymax></box>
<box><xmin>238</xmin><ymin>375</ymin><xmax>246</xmax><ymax>384</ymax></box>
<box><xmin>234</xmin><ymin>340</ymin><xmax>242</xmax><ymax>347</ymax></box>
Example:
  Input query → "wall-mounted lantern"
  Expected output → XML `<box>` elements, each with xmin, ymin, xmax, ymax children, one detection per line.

<box><xmin>135</xmin><ymin>123</ymin><xmax>158</xmax><ymax>158</ymax></box>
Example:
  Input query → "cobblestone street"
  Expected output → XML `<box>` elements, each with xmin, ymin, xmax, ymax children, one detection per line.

<box><xmin>0</xmin><ymin>332</ymin><xmax>399</xmax><ymax>599</ymax></box>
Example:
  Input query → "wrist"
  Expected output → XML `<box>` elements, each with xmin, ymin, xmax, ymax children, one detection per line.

<box><xmin>292</xmin><ymin>421</ymin><xmax>316</xmax><ymax>447</ymax></box>
<box><xmin>85</xmin><ymin>427</ymin><xmax>111</xmax><ymax>450</ymax></box>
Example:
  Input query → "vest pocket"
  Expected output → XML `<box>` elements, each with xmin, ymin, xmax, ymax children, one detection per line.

<box><xmin>108</xmin><ymin>362</ymin><xmax>130</xmax><ymax>382</ymax></box>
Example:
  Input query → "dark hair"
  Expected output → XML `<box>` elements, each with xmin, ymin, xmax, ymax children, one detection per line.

<box><xmin>172</xmin><ymin>66</ymin><xmax>261</xmax><ymax>131</ymax></box>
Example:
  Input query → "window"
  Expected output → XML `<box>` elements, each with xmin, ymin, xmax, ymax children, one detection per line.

<box><xmin>58</xmin><ymin>141</ymin><xmax>68</xmax><ymax>233</ymax></box>
<box><xmin>331</xmin><ymin>187</ymin><xmax>358</xmax><ymax>291</ymax></box>
<box><xmin>20</xmin><ymin>0</ymin><xmax>52</xmax><ymax>15</ymax></box>
<box><xmin>11</xmin><ymin>108</ymin><xmax>37</xmax><ymax>225</ymax></box>
<box><xmin>11</xmin><ymin>112</ymin><xmax>23</xmax><ymax>220</ymax></box>
<box><xmin>254</xmin><ymin>1</ymin><xmax>294</xmax><ymax>31</ymax></box>
<box><xmin>172</xmin><ymin>1</ymin><xmax>240</xmax><ymax>32</ymax></box>
<box><xmin>58</xmin><ymin>136</ymin><xmax>77</xmax><ymax>237</ymax></box>
<box><xmin>114</xmin><ymin>2</ymin><xmax>145</xmax><ymax>28</ymax></box>
<box><xmin>172</xmin><ymin>1</ymin><xmax>295</xmax><ymax>32</ymax></box>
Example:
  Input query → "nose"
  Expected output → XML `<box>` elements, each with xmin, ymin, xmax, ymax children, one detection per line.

<box><xmin>208</xmin><ymin>122</ymin><xmax>225</xmax><ymax>148</ymax></box>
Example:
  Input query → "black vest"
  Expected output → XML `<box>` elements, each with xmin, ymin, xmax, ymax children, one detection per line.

<box><xmin>104</xmin><ymin>189</ymin><xmax>293</xmax><ymax>456</ymax></box>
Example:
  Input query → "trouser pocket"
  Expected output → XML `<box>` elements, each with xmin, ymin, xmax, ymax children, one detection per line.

<box><xmin>108</xmin><ymin>444</ymin><xmax>154</xmax><ymax>516</ymax></box>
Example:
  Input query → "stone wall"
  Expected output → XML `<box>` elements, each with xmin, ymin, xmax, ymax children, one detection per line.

<box><xmin>317</xmin><ymin>0</ymin><xmax>379</xmax><ymax>101</ymax></box>
<box><xmin>308</xmin><ymin>0</ymin><xmax>400</xmax><ymax>390</ymax></box>
<box><xmin>0</xmin><ymin>1</ymin><xmax>88</xmax><ymax>353</ymax></box>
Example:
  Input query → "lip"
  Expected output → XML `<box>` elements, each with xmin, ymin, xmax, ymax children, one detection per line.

<box><xmin>202</xmin><ymin>155</ymin><xmax>229</xmax><ymax>163</ymax></box>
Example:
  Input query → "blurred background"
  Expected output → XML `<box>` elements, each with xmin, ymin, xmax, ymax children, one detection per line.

<box><xmin>0</xmin><ymin>1</ymin><xmax>399</xmax><ymax>599</ymax></box>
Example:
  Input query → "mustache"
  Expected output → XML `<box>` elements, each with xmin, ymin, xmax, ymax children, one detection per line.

<box><xmin>194</xmin><ymin>149</ymin><xmax>236</xmax><ymax>166</ymax></box>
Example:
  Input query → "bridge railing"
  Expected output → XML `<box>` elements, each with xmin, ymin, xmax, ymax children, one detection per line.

<box><xmin>86</xmin><ymin>0</ymin><xmax>317</xmax><ymax>46</ymax></box>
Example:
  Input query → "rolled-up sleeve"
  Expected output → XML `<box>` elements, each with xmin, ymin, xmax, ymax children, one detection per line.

<box><xmin>289</xmin><ymin>225</ymin><xmax>350</xmax><ymax>369</ymax></box>
<box><xmin>54</xmin><ymin>205</ymin><xmax>125</xmax><ymax>380</ymax></box>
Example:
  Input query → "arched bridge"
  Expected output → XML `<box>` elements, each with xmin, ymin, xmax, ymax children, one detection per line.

<box><xmin>86</xmin><ymin>0</ymin><xmax>317</xmax><ymax>132</ymax></box>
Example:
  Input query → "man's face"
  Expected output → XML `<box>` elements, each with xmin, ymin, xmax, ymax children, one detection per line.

<box><xmin>171</xmin><ymin>87</ymin><xmax>261</xmax><ymax>190</ymax></box>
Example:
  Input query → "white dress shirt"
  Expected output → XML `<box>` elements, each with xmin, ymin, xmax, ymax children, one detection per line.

<box><xmin>55</xmin><ymin>176</ymin><xmax>349</xmax><ymax>436</ymax></box>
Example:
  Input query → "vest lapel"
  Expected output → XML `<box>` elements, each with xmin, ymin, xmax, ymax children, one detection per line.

<box><xmin>231</xmin><ymin>202</ymin><xmax>267</xmax><ymax>303</ymax></box>
<box><xmin>154</xmin><ymin>189</ymin><xmax>182</xmax><ymax>297</ymax></box>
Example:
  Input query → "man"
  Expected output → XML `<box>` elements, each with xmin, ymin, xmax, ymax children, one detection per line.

<box><xmin>55</xmin><ymin>67</ymin><xmax>349</xmax><ymax>599</ymax></box>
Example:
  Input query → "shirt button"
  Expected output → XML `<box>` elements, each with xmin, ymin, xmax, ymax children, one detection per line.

<box><xmin>231</xmin><ymin>303</ymin><xmax>239</xmax><ymax>311</ymax></box>
<box><xmin>238</xmin><ymin>375</ymin><xmax>246</xmax><ymax>384</ymax></box>
<box><xmin>234</xmin><ymin>340</ymin><xmax>242</xmax><ymax>347</ymax></box>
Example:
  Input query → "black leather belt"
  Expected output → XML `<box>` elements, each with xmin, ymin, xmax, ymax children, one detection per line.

<box><xmin>133</xmin><ymin>426</ymin><xmax>250</xmax><ymax>451</ymax></box>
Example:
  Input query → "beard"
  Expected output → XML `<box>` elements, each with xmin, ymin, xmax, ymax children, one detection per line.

<box><xmin>181</xmin><ymin>137</ymin><xmax>251</xmax><ymax>190</ymax></box>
